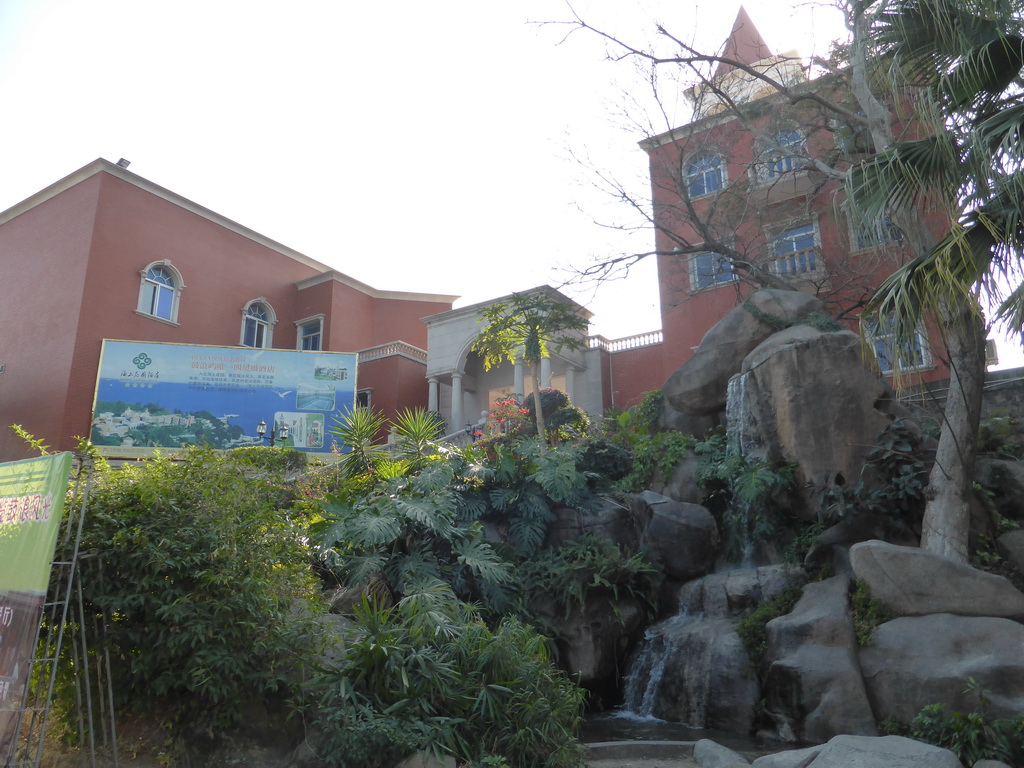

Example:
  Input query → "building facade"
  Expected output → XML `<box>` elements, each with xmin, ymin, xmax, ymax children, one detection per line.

<box><xmin>0</xmin><ymin>159</ymin><xmax>456</xmax><ymax>461</ymax></box>
<box><xmin>642</xmin><ymin>8</ymin><xmax>951</xmax><ymax>387</ymax></box>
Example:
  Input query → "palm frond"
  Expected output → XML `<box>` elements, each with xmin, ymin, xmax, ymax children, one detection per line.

<box><xmin>847</xmin><ymin>135</ymin><xmax>960</xmax><ymax>223</ymax></box>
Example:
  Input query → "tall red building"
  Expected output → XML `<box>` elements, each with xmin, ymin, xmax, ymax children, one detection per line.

<box><xmin>643</xmin><ymin>8</ymin><xmax>950</xmax><ymax>389</ymax></box>
<box><xmin>0</xmin><ymin>159</ymin><xmax>455</xmax><ymax>461</ymax></box>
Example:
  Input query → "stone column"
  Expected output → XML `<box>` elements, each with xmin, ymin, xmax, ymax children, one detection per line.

<box><xmin>428</xmin><ymin>378</ymin><xmax>439</xmax><ymax>413</ymax></box>
<box><xmin>514</xmin><ymin>359</ymin><xmax>525</xmax><ymax>397</ymax></box>
<box><xmin>451</xmin><ymin>372</ymin><xmax>464</xmax><ymax>431</ymax></box>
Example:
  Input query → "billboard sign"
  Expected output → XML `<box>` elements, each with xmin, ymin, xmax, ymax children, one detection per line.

<box><xmin>0</xmin><ymin>452</ymin><xmax>73</xmax><ymax>756</ymax></box>
<box><xmin>91</xmin><ymin>341</ymin><xmax>356</xmax><ymax>457</ymax></box>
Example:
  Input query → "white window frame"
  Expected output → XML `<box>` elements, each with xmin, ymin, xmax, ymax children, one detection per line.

<box><xmin>240</xmin><ymin>299</ymin><xmax>276</xmax><ymax>348</ymax></box>
<box><xmin>760</xmin><ymin>129</ymin><xmax>806</xmax><ymax>181</ymax></box>
<box><xmin>770</xmin><ymin>222</ymin><xmax>819</xmax><ymax>276</ymax></box>
<box><xmin>864</xmin><ymin>318</ymin><xmax>932</xmax><ymax>374</ymax></box>
<box><xmin>356</xmin><ymin>389</ymin><xmax>373</xmax><ymax>410</ymax></box>
<box><xmin>136</xmin><ymin>260</ymin><xmax>184</xmax><ymax>325</ymax></box>
<box><xmin>295</xmin><ymin>314</ymin><xmax>325</xmax><ymax>351</ymax></box>
<box><xmin>690</xmin><ymin>251</ymin><xmax>736</xmax><ymax>292</ymax></box>
<box><xmin>684</xmin><ymin>154</ymin><xmax>725</xmax><ymax>198</ymax></box>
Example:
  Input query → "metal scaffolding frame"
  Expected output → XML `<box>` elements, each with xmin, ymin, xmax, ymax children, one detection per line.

<box><xmin>4</xmin><ymin>454</ymin><xmax>118</xmax><ymax>768</ymax></box>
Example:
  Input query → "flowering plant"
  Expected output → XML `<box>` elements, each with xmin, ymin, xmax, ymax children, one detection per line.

<box><xmin>491</xmin><ymin>396</ymin><xmax>528</xmax><ymax>424</ymax></box>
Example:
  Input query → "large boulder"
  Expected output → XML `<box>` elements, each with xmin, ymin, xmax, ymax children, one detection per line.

<box><xmin>731</xmin><ymin>329</ymin><xmax>902</xmax><ymax>517</ymax></box>
<box><xmin>649</xmin><ymin>449</ymin><xmax>703</xmax><ymax>504</ymax></box>
<box><xmin>762</xmin><ymin>577</ymin><xmax>877</xmax><ymax>743</ymax></box>
<box><xmin>860</xmin><ymin>614</ymin><xmax>1024</xmax><ymax>721</ymax></box>
<box><xmin>636</xmin><ymin>491</ymin><xmax>718</xmax><ymax>581</ymax></box>
<box><xmin>849</xmin><ymin>540</ymin><xmax>1024</xmax><ymax>621</ymax></box>
<box><xmin>664</xmin><ymin>290</ymin><xmax>825</xmax><ymax>416</ymax></box>
<box><xmin>997</xmin><ymin>528</ymin><xmax>1024</xmax><ymax>574</ymax></box>
<box><xmin>800</xmin><ymin>735</ymin><xmax>962</xmax><ymax>768</ymax></box>
<box><xmin>975</xmin><ymin>458</ymin><xmax>1024</xmax><ymax>523</ymax></box>
<box><xmin>694</xmin><ymin>738</ymin><xmax>751</xmax><ymax>768</ymax></box>
<box><xmin>532</xmin><ymin>591</ymin><xmax>646</xmax><ymax>706</ymax></box>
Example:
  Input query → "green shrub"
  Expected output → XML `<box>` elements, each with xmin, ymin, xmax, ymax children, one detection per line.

<box><xmin>521</xmin><ymin>388</ymin><xmax>590</xmax><ymax>441</ymax></box>
<box><xmin>849</xmin><ymin>579</ymin><xmax>896</xmax><ymax>645</ymax></box>
<box><xmin>692</xmin><ymin>430</ymin><xmax>797</xmax><ymax>564</ymax></box>
<box><xmin>576</xmin><ymin>438</ymin><xmax>633</xmax><ymax>490</ymax></box>
<box><xmin>316</xmin><ymin>587</ymin><xmax>586</xmax><ymax>768</ymax></box>
<box><xmin>909</xmin><ymin>694</ymin><xmax>1024</xmax><ymax>767</ymax></box>
<box><xmin>616</xmin><ymin>430</ymin><xmax>695</xmax><ymax>492</ymax></box>
<box><xmin>313</xmin><ymin>457</ymin><xmax>515</xmax><ymax>611</ymax></box>
<box><xmin>818</xmin><ymin>419</ymin><xmax>927</xmax><ymax>531</ymax></box>
<box><xmin>735</xmin><ymin>583</ymin><xmax>804</xmax><ymax>668</ymax></box>
<box><xmin>518</xmin><ymin>534</ymin><xmax>661</xmax><ymax>629</ymax></box>
<box><xmin>67</xmin><ymin>445</ymin><xmax>323</xmax><ymax>727</ymax></box>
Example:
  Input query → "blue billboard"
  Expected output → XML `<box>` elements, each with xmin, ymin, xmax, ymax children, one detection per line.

<box><xmin>91</xmin><ymin>341</ymin><xmax>357</xmax><ymax>457</ymax></box>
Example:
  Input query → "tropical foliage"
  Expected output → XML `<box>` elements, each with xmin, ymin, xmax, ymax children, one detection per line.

<box><xmin>846</xmin><ymin>0</ymin><xmax>1024</xmax><ymax>561</ymax></box>
<box><xmin>316</xmin><ymin>586</ymin><xmax>587</xmax><ymax>768</ymax></box>
<box><xmin>472</xmin><ymin>290</ymin><xmax>589</xmax><ymax>444</ymax></box>
<box><xmin>518</xmin><ymin>533</ymin><xmax>661</xmax><ymax>629</ymax></box>
<box><xmin>62</xmin><ymin>445</ymin><xmax>322</xmax><ymax>727</ymax></box>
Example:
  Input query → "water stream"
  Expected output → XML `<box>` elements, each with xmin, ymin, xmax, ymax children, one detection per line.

<box><xmin>616</xmin><ymin>375</ymin><xmax>775</xmax><ymax>733</ymax></box>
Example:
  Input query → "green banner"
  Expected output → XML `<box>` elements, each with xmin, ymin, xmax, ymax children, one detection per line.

<box><xmin>0</xmin><ymin>453</ymin><xmax>73</xmax><ymax>593</ymax></box>
<box><xmin>0</xmin><ymin>453</ymin><xmax>73</xmax><ymax>751</ymax></box>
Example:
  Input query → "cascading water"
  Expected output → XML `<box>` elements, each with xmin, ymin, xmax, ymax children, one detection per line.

<box><xmin>621</xmin><ymin>609</ymin><xmax>693</xmax><ymax>718</ymax></box>
<box><xmin>615</xmin><ymin>374</ymin><xmax>775</xmax><ymax>730</ymax></box>
<box><xmin>725</xmin><ymin>371</ymin><xmax>760</xmax><ymax>461</ymax></box>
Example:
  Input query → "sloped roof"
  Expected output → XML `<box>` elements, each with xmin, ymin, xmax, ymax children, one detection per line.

<box><xmin>714</xmin><ymin>6</ymin><xmax>774</xmax><ymax>78</ymax></box>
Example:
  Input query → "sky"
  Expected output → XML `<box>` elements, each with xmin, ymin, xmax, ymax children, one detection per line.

<box><xmin>1</xmin><ymin>0</ymin><xmax>1020</xmax><ymax>367</ymax></box>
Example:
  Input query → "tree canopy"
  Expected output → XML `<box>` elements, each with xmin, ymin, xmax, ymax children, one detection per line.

<box><xmin>472</xmin><ymin>290</ymin><xmax>589</xmax><ymax>443</ymax></box>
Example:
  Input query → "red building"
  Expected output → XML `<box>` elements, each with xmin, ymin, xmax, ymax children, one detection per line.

<box><xmin>0</xmin><ymin>159</ymin><xmax>455</xmax><ymax>461</ymax></box>
<box><xmin>641</xmin><ymin>8</ymin><xmax>951</xmax><ymax>391</ymax></box>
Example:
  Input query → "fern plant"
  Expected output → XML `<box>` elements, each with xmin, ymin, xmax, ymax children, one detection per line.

<box><xmin>316</xmin><ymin>585</ymin><xmax>587</xmax><ymax>768</ymax></box>
<box><xmin>692</xmin><ymin>430</ymin><xmax>797</xmax><ymax>565</ymax></box>
<box><xmin>477</xmin><ymin>438</ymin><xmax>596</xmax><ymax>558</ymax></box>
<box><xmin>314</xmin><ymin>458</ymin><xmax>516</xmax><ymax>612</ymax></box>
<box><xmin>518</xmin><ymin>534</ymin><xmax>661</xmax><ymax>631</ymax></box>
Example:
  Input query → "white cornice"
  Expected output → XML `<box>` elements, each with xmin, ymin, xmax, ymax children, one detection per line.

<box><xmin>422</xmin><ymin>284</ymin><xmax>593</xmax><ymax>326</ymax></box>
<box><xmin>0</xmin><ymin>158</ymin><xmax>459</xmax><ymax>304</ymax></box>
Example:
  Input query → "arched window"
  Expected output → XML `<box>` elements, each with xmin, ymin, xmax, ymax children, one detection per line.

<box><xmin>241</xmin><ymin>300</ymin><xmax>276</xmax><ymax>348</ymax></box>
<box><xmin>685</xmin><ymin>155</ymin><xmax>725</xmax><ymax>197</ymax></box>
<box><xmin>137</xmin><ymin>261</ymin><xmax>184</xmax><ymax>323</ymax></box>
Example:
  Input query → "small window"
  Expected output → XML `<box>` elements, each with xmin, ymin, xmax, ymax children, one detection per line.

<box><xmin>137</xmin><ymin>262</ymin><xmax>183</xmax><ymax>323</ymax></box>
<box><xmin>685</xmin><ymin>155</ymin><xmax>724</xmax><ymax>198</ymax></box>
<box><xmin>771</xmin><ymin>223</ymin><xmax>818</xmax><ymax>275</ymax></box>
<box><xmin>854</xmin><ymin>215</ymin><xmax>904</xmax><ymax>249</ymax></box>
<box><xmin>241</xmin><ymin>300</ymin><xmax>275</xmax><ymax>348</ymax></box>
<box><xmin>763</xmin><ymin>130</ymin><xmax>805</xmax><ymax>179</ymax></box>
<box><xmin>356</xmin><ymin>389</ymin><xmax>372</xmax><ymax>409</ymax></box>
<box><xmin>296</xmin><ymin>317</ymin><xmax>323</xmax><ymax>351</ymax></box>
<box><xmin>691</xmin><ymin>251</ymin><xmax>735</xmax><ymax>291</ymax></box>
<box><xmin>865</xmin><ymin>319</ymin><xmax>931</xmax><ymax>373</ymax></box>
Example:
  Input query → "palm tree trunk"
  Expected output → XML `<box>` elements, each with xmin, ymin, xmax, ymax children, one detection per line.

<box><xmin>530</xmin><ymin>362</ymin><xmax>548</xmax><ymax>445</ymax></box>
<box><xmin>918</xmin><ymin>303</ymin><xmax>987</xmax><ymax>562</ymax></box>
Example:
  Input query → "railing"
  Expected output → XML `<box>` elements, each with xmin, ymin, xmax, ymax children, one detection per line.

<box><xmin>436</xmin><ymin>412</ymin><xmax>490</xmax><ymax>449</ymax></box>
<box><xmin>358</xmin><ymin>341</ymin><xmax>427</xmax><ymax>364</ymax></box>
<box><xmin>588</xmin><ymin>330</ymin><xmax>663</xmax><ymax>352</ymax></box>
<box><xmin>770</xmin><ymin>247</ymin><xmax>817</xmax><ymax>275</ymax></box>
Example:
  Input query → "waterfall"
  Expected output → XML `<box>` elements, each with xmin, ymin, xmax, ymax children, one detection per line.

<box><xmin>621</xmin><ymin>609</ymin><xmax>693</xmax><ymax>717</ymax></box>
<box><xmin>724</xmin><ymin>371</ymin><xmax>765</xmax><ymax>567</ymax></box>
<box><xmin>725</xmin><ymin>372</ymin><xmax>758</xmax><ymax>460</ymax></box>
